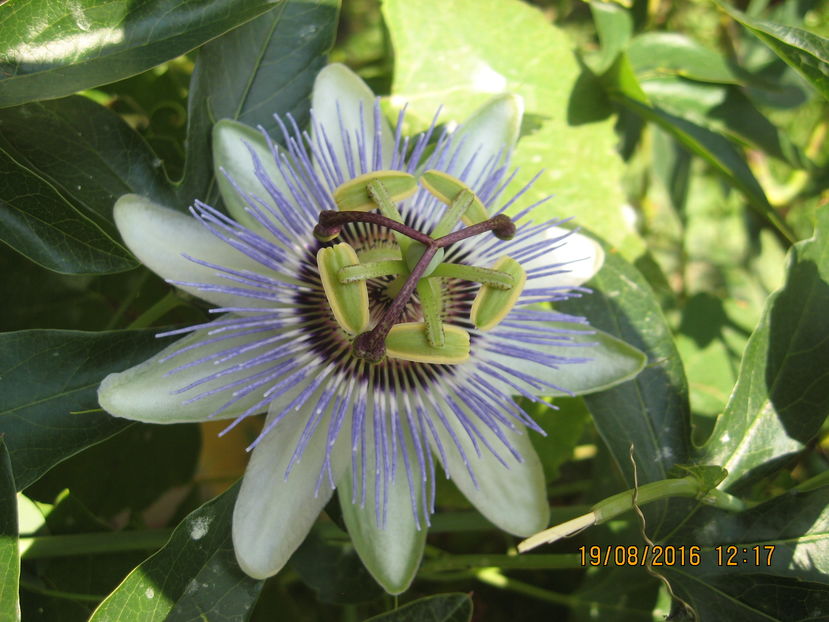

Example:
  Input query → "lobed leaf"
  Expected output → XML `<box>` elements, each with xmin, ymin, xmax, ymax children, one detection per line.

<box><xmin>383</xmin><ymin>0</ymin><xmax>646</xmax><ymax>259</ymax></box>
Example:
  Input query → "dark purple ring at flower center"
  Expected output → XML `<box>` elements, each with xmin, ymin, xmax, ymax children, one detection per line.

<box><xmin>313</xmin><ymin>208</ymin><xmax>517</xmax><ymax>363</ymax></box>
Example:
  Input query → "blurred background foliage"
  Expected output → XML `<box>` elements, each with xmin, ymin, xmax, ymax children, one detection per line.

<box><xmin>2</xmin><ymin>0</ymin><xmax>828</xmax><ymax>620</ymax></box>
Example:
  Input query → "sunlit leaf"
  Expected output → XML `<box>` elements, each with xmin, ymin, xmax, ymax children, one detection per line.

<box><xmin>558</xmin><ymin>243</ymin><xmax>692</xmax><ymax>536</ymax></box>
<box><xmin>0</xmin><ymin>440</ymin><xmax>19</xmax><ymax>622</ymax></box>
<box><xmin>0</xmin><ymin>0</ymin><xmax>282</xmax><ymax>108</ymax></box>
<box><xmin>717</xmin><ymin>2</ymin><xmax>829</xmax><ymax>100</ymax></box>
<box><xmin>699</xmin><ymin>207</ymin><xmax>829</xmax><ymax>490</ymax></box>
<box><xmin>664</xmin><ymin>485</ymin><xmax>829</xmax><ymax>619</ymax></box>
<box><xmin>383</xmin><ymin>0</ymin><xmax>646</xmax><ymax>259</ymax></box>
<box><xmin>91</xmin><ymin>484</ymin><xmax>263</xmax><ymax>622</ymax></box>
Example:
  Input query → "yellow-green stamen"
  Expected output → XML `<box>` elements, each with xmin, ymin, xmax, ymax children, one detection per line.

<box><xmin>470</xmin><ymin>256</ymin><xmax>526</xmax><ymax>331</ymax></box>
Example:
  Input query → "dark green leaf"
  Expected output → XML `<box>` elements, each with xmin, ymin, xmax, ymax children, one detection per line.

<box><xmin>527</xmin><ymin>397</ymin><xmax>589</xmax><ymax>483</ymax></box>
<box><xmin>20</xmin><ymin>494</ymin><xmax>150</xmax><ymax>620</ymax></box>
<box><xmin>0</xmin><ymin>148</ymin><xmax>136</xmax><ymax>274</ymax></box>
<box><xmin>91</xmin><ymin>483</ymin><xmax>264</xmax><ymax>622</ymax></box>
<box><xmin>27</xmin><ymin>423</ymin><xmax>200</xmax><ymax>518</ymax></box>
<box><xmin>0</xmin><ymin>0</ymin><xmax>283</xmax><ymax>108</ymax></box>
<box><xmin>289</xmin><ymin>522</ymin><xmax>384</xmax><ymax>604</ymax></box>
<box><xmin>717</xmin><ymin>2</ymin><xmax>829</xmax><ymax>99</ymax></box>
<box><xmin>590</xmin><ymin>1</ymin><xmax>633</xmax><ymax>74</ymax></box>
<box><xmin>0</xmin><ymin>95</ymin><xmax>181</xmax><ymax>274</ymax></box>
<box><xmin>0</xmin><ymin>439</ymin><xmax>19</xmax><ymax>622</ymax></box>
<box><xmin>558</xmin><ymin>245</ymin><xmax>692</xmax><ymax>535</ymax></box>
<box><xmin>568</xmin><ymin>567</ymin><xmax>659</xmax><ymax>622</ymax></box>
<box><xmin>628</xmin><ymin>32</ymin><xmax>741</xmax><ymax>84</ymax></box>
<box><xmin>663</xmin><ymin>485</ymin><xmax>829</xmax><ymax>620</ymax></box>
<box><xmin>0</xmin><ymin>96</ymin><xmax>176</xmax><ymax>219</ymax></box>
<box><xmin>699</xmin><ymin>207</ymin><xmax>829</xmax><ymax>490</ymax></box>
<box><xmin>179</xmin><ymin>0</ymin><xmax>339</xmax><ymax>207</ymax></box>
<box><xmin>365</xmin><ymin>593</ymin><xmax>472</xmax><ymax>622</ymax></box>
<box><xmin>0</xmin><ymin>329</ymin><xmax>171</xmax><ymax>490</ymax></box>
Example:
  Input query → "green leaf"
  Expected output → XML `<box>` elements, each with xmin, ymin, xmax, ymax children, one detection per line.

<box><xmin>91</xmin><ymin>483</ymin><xmax>263</xmax><ymax>621</ymax></box>
<box><xmin>637</xmin><ymin>77</ymin><xmax>803</xmax><ymax>166</ymax></box>
<box><xmin>20</xmin><ymin>492</ymin><xmax>150</xmax><ymax>620</ymax></box>
<box><xmin>628</xmin><ymin>32</ymin><xmax>741</xmax><ymax>84</ymax></box>
<box><xmin>717</xmin><ymin>2</ymin><xmax>829</xmax><ymax>100</ymax></box>
<box><xmin>179</xmin><ymin>0</ymin><xmax>339</xmax><ymax>206</ymax></box>
<box><xmin>0</xmin><ymin>95</ymin><xmax>180</xmax><ymax>274</ymax></box>
<box><xmin>289</xmin><ymin>522</ymin><xmax>384</xmax><ymax>604</ymax></box>
<box><xmin>0</xmin><ymin>440</ymin><xmax>19</xmax><ymax>622</ymax></box>
<box><xmin>557</xmin><ymin>244</ymin><xmax>692</xmax><ymax>534</ymax></box>
<box><xmin>0</xmin><ymin>0</ymin><xmax>282</xmax><ymax>108</ymax></box>
<box><xmin>365</xmin><ymin>593</ymin><xmax>472</xmax><ymax>622</ymax></box>
<box><xmin>383</xmin><ymin>0</ymin><xmax>646</xmax><ymax>260</ymax></box>
<box><xmin>699</xmin><ymin>207</ymin><xmax>829</xmax><ymax>490</ymax></box>
<box><xmin>663</xmin><ymin>485</ymin><xmax>829</xmax><ymax>620</ymax></box>
<box><xmin>27</xmin><ymin>423</ymin><xmax>200</xmax><ymax>518</ymax></box>
<box><xmin>568</xmin><ymin>568</ymin><xmax>659</xmax><ymax>622</ymax></box>
<box><xmin>613</xmin><ymin>91</ymin><xmax>795</xmax><ymax>243</ymax></box>
<box><xmin>590</xmin><ymin>1</ymin><xmax>633</xmax><ymax>74</ymax></box>
<box><xmin>0</xmin><ymin>149</ymin><xmax>136</xmax><ymax>275</ymax></box>
<box><xmin>0</xmin><ymin>329</ymin><xmax>171</xmax><ymax>490</ymax></box>
<box><xmin>527</xmin><ymin>397</ymin><xmax>589</xmax><ymax>483</ymax></box>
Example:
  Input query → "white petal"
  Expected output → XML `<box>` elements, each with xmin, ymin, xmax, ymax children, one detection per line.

<box><xmin>311</xmin><ymin>63</ymin><xmax>394</xmax><ymax>171</ymax></box>
<box><xmin>233</xmin><ymin>399</ymin><xmax>349</xmax><ymax>579</ymax></box>
<box><xmin>98</xmin><ymin>317</ymin><xmax>311</xmax><ymax>423</ymax></box>
<box><xmin>481</xmin><ymin>322</ymin><xmax>646</xmax><ymax>397</ymax></box>
<box><xmin>522</xmin><ymin>228</ymin><xmax>605</xmax><ymax>289</ymax></box>
<box><xmin>425</xmin><ymin>395</ymin><xmax>549</xmax><ymax>537</ymax></box>
<box><xmin>450</xmin><ymin>94</ymin><xmax>523</xmax><ymax>189</ymax></box>
<box><xmin>114</xmin><ymin>194</ymin><xmax>275</xmax><ymax>309</ymax></box>
<box><xmin>213</xmin><ymin>119</ymin><xmax>291</xmax><ymax>234</ymax></box>
<box><xmin>337</xmin><ymin>420</ymin><xmax>427</xmax><ymax>594</ymax></box>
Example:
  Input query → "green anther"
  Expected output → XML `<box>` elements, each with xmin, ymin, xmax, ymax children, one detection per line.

<box><xmin>338</xmin><ymin>260</ymin><xmax>406</xmax><ymax>283</ymax></box>
<box><xmin>416</xmin><ymin>278</ymin><xmax>445</xmax><ymax>348</ymax></box>
<box><xmin>357</xmin><ymin>247</ymin><xmax>401</xmax><ymax>263</ymax></box>
<box><xmin>404</xmin><ymin>243</ymin><xmax>444</xmax><ymax>277</ymax></box>
<box><xmin>470</xmin><ymin>256</ymin><xmax>526</xmax><ymax>331</ymax></box>
<box><xmin>430</xmin><ymin>189</ymin><xmax>474</xmax><ymax>238</ymax></box>
<box><xmin>317</xmin><ymin>243</ymin><xmax>370</xmax><ymax>335</ymax></box>
<box><xmin>333</xmin><ymin>171</ymin><xmax>417</xmax><ymax>211</ymax></box>
<box><xmin>421</xmin><ymin>170</ymin><xmax>489</xmax><ymax>226</ymax></box>
<box><xmin>385</xmin><ymin>322</ymin><xmax>470</xmax><ymax>364</ymax></box>
<box><xmin>430</xmin><ymin>263</ymin><xmax>514</xmax><ymax>289</ymax></box>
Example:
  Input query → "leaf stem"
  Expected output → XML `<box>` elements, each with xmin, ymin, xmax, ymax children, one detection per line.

<box><xmin>420</xmin><ymin>553</ymin><xmax>582</xmax><ymax>573</ymax></box>
<box><xmin>20</xmin><ymin>529</ymin><xmax>172</xmax><ymax>560</ymax></box>
<box><xmin>127</xmin><ymin>290</ymin><xmax>182</xmax><ymax>329</ymax></box>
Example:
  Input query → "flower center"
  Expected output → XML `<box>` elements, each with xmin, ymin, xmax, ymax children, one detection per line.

<box><xmin>313</xmin><ymin>171</ymin><xmax>527</xmax><ymax>366</ymax></box>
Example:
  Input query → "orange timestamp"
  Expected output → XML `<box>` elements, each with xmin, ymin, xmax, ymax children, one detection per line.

<box><xmin>579</xmin><ymin>545</ymin><xmax>702</xmax><ymax>567</ymax></box>
<box><xmin>578</xmin><ymin>545</ymin><xmax>777</xmax><ymax>567</ymax></box>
